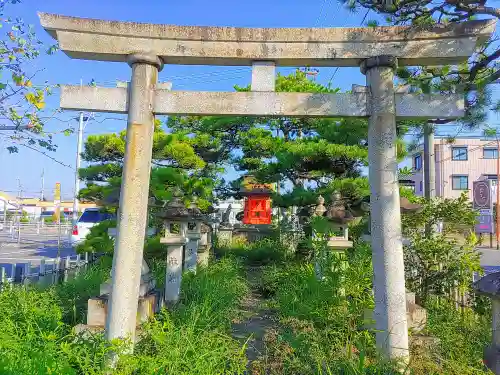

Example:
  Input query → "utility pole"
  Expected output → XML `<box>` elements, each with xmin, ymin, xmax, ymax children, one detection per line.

<box><xmin>40</xmin><ymin>169</ymin><xmax>45</xmax><ymax>201</ymax></box>
<box><xmin>16</xmin><ymin>178</ymin><xmax>22</xmax><ymax>244</ymax></box>
<box><xmin>424</xmin><ymin>123</ymin><xmax>436</xmax><ymax>236</ymax></box>
<box><xmin>496</xmin><ymin>135</ymin><xmax>500</xmax><ymax>250</ymax></box>
<box><xmin>72</xmin><ymin>112</ymin><xmax>86</xmax><ymax>225</ymax></box>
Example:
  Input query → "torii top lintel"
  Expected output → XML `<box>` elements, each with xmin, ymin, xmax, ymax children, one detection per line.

<box><xmin>38</xmin><ymin>12</ymin><xmax>496</xmax><ymax>67</ymax></box>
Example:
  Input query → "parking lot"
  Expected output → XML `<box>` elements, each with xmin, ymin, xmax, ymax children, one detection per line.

<box><xmin>0</xmin><ymin>223</ymin><xmax>76</xmax><ymax>278</ymax></box>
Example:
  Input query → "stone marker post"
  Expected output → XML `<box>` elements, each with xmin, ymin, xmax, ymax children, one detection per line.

<box><xmin>160</xmin><ymin>198</ymin><xmax>190</xmax><ymax>303</ymax></box>
<box><xmin>184</xmin><ymin>202</ymin><xmax>203</xmax><ymax>273</ymax></box>
<box><xmin>361</xmin><ymin>56</ymin><xmax>409</xmax><ymax>360</ymax></box>
<box><xmin>106</xmin><ymin>53</ymin><xmax>162</xmax><ymax>345</ymax></box>
<box><xmin>198</xmin><ymin>222</ymin><xmax>212</xmax><ymax>267</ymax></box>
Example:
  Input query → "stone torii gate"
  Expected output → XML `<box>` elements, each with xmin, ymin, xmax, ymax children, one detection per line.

<box><xmin>39</xmin><ymin>12</ymin><xmax>495</xmax><ymax>361</ymax></box>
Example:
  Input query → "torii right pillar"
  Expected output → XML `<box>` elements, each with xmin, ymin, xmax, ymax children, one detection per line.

<box><xmin>361</xmin><ymin>56</ymin><xmax>408</xmax><ymax>360</ymax></box>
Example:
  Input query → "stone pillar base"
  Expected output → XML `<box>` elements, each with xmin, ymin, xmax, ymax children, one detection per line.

<box><xmin>217</xmin><ymin>227</ymin><xmax>233</xmax><ymax>246</ymax></box>
<box><xmin>197</xmin><ymin>247</ymin><xmax>210</xmax><ymax>267</ymax></box>
<box><xmin>86</xmin><ymin>289</ymin><xmax>162</xmax><ymax>327</ymax></box>
<box><xmin>363</xmin><ymin>291</ymin><xmax>427</xmax><ymax>333</ymax></box>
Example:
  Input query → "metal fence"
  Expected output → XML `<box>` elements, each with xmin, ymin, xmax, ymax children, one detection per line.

<box><xmin>0</xmin><ymin>252</ymin><xmax>98</xmax><ymax>287</ymax></box>
<box><xmin>0</xmin><ymin>221</ymin><xmax>94</xmax><ymax>290</ymax></box>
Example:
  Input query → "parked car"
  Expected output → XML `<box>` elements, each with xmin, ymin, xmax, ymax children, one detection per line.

<box><xmin>71</xmin><ymin>208</ymin><xmax>114</xmax><ymax>246</ymax></box>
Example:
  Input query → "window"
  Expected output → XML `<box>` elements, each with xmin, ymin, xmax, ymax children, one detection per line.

<box><xmin>414</xmin><ymin>154</ymin><xmax>422</xmax><ymax>170</ymax></box>
<box><xmin>484</xmin><ymin>147</ymin><xmax>498</xmax><ymax>159</ymax></box>
<box><xmin>452</xmin><ymin>175</ymin><xmax>469</xmax><ymax>190</ymax></box>
<box><xmin>78</xmin><ymin>209</ymin><xmax>114</xmax><ymax>223</ymax></box>
<box><xmin>419</xmin><ymin>181</ymin><xmax>423</xmax><ymax>193</ymax></box>
<box><xmin>452</xmin><ymin>147</ymin><xmax>468</xmax><ymax>161</ymax></box>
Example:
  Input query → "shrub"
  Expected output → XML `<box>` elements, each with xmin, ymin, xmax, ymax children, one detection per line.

<box><xmin>53</xmin><ymin>256</ymin><xmax>112</xmax><ymax>325</ymax></box>
<box><xmin>410</xmin><ymin>300</ymin><xmax>492</xmax><ymax>375</ymax></box>
<box><xmin>256</xmin><ymin>246</ymin><xmax>393</xmax><ymax>374</ymax></box>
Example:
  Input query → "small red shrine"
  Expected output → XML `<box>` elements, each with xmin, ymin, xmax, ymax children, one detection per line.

<box><xmin>240</xmin><ymin>175</ymin><xmax>275</xmax><ymax>225</ymax></box>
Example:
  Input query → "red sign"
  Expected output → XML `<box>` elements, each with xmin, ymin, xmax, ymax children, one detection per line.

<box><xmin>243</xmin><ymin>196</ymin><xmax>272</xmax><ymax>225</ymax></box>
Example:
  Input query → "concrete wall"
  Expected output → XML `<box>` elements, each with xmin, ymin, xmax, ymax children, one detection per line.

<box><xmin>411</xmin><ymin>138</ymin><xmax>499</xmax><ymax>201</ymax></box>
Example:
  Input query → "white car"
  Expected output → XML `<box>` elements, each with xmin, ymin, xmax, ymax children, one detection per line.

<box><xmin>71</xmin><ymin>208</ymin><xmax>114</xmax><ymax>246</ymax></box>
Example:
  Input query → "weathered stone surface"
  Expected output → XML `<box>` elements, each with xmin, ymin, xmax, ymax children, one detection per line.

<box><xmin>39</xmin><ymin>13</ymin><xmax>495</xmax><ymax>66</ymax></box>
<box><xmin>87</xmin><ymin>297</ymin><xmax>107</xmax><ymax>326</ymax></box>
<box><xmin>363</xmin><ymin>293</ymin><xmax>426</xmax><ymax>333</ymax></box>
<box><xmin>60</xmin><ymin>86</ymin><xmax>465</xmax><ymax>119</ymax></box>
<box><xmin>251</xmin><ymin>61</ymin><xmax>275</xmax><ymax>92</ymax></box>
<box><xmin>86</xmin><ymin>291</ymin><xmax>162</xmax><ymax>327</ymax></box>
<box><xmin>100</xmin><ymin>273</ymin><xmax>156</xmax><ymax>297</ymax></box>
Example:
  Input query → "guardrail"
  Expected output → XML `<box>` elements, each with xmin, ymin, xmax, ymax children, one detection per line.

<box><xmin>0</xmin><ymin>252</ymin><xmax>100</xmax><ymax>288</ymax></box>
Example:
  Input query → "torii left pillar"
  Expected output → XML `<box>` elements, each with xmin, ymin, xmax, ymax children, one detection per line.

<box><xmin>105</xmin><ymin>53</ymin><xmax>162</xmax><ymax>346</ymax></box>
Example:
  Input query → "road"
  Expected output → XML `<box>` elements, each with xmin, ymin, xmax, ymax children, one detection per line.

<box><xmin>0</xmin><ymin>225</ymin><xmax>75</xmax><ymax>278</ymax></box>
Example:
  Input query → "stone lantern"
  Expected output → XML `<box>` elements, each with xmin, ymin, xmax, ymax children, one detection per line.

<box><xmin>313</xmin><ymin>193</ymin><xmax>359</xmax><ymax>289</ymax></box>
<box><xmin>352</xmin><ymin>196</ymin><xmax>422</xmax><ymax>244</ymax></box>
<box><xmin>473</xmin><ymin>272</ymin><xmax>500</xmax><ymax>374</ymax></box>
<box><xmin>185</xmin><ymin>201</ymin><xmax>203</xmax><ymax>273</ymax></box>
<box><xmin>159</xmin><ymin>197</ymin><xmax>190</xmax><ymax>304</ymax></box>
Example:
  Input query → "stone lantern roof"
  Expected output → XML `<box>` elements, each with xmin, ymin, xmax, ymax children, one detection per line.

<box><xmin>188</xmin><ymin>202</ymin><xmax>203</xmax><ymax>219</ymax></box>
<box><xmin>158</xmin><ymin>198</ymin><xmax>206</xmax><ymax>222</ymax></box>
<box><xmin>158</xmin><ymin>197</ymin><xmax>191</xmax><ymax>221</ymax></box>
<box><xmin>473</xmin><ymin>272</ymin><xmax>500</xmax><ymax>297</ymax></box>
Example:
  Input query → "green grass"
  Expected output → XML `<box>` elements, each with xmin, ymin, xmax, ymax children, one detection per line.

<box><xmin>0</xmin><ymin>256</ymin><xmax>248</xmax><ymax>375</ymax></box>
<box><xmin>0</xmin><ymin>257</ymin><xmax>113</xmax><ymax>374</ymax></box>
<box><xmin>409</xmin><ymin>300</ymin><xmax>492</xmax><ymax>375</ymax></box>
<box><xmin>124</xmin><ymin>258</ymin><xmax>249</xmax><ymax>374</ymax></box>
<box><xmin>0</xmin><ymin>240</ymin><xmax>494</xmax><ymax>374</ymax></box>
<box><xmin>252</xmin><ymin>241</ymin><xmax>493</xmax><ymax>375</ymax></box>
<box><xmin>215</xmin><ymin>237</ymin><xmax>293</xmax><ymax>265</ymax></box>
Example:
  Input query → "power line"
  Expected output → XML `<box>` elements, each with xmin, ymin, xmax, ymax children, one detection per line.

<box><xmin>0</xmin><ymin>133</ymin><xmax>74</xmax><ymax>170</ymax></box>
<box><xmin>327</xmin><ymin>9</ymin><xmax>370</xmax><ymax>86</ymax></box>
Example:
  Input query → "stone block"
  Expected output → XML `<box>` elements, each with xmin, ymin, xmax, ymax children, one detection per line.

<box><xmin>87</xmin><ymin>297</ymin><xmax>108</xmax><ymax>326</ymax></box>
<box><xmin>137</xmin><ymin>289</ymin><xmax>162</xmax><ymax>324</ymax></box>
<box><xmin>86</xmin><ymin>290</ymin><xmax>162</xmax><ymax>327</ymax></box>
<box><xmin>363</xmin><ymin>292</ymin><xmax>427</xmax><ymax>332</ymax></box>
<box><xmin>197</xmin><ymin>250</ymin><xmax>210</xmax><ymax>267</ymax></box>
<box><xmin>407</xmin><ymin>303</ymin><xmax>427</xmax><ymax>333</ymax></box>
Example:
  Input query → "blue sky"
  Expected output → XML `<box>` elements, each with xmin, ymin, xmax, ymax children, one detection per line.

<box><xmin>0</xmin><ymin>0</ymin><xmax>498</xmax><ymax>199</ymax></box>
